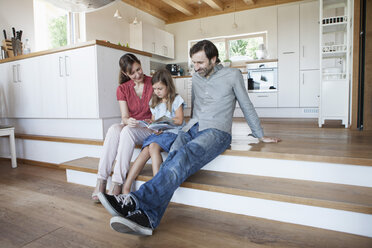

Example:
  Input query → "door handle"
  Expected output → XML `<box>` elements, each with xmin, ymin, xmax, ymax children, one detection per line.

<box><xmin>65</xmin><ymin>56</ymin><xmax>70</xmax><ymax>76</ymax></box>
<box><xmin>302</xmin><ymin>73</ymin><xmax>305</xmax><ymax>85</ymax></box>
<box><xmin>59</xmin><ymin>57</ymin><xmax>64</xmax><ymax>77</ymax></box>
<box><xmin>283</xmin><ymin>52</ymin><xmax>295</xmax><ymax>54</ymax></box>
<box><xmin>17</xmin><ymin>64</ymin><xmax>21</xmax><ymax>82</ymax></box>
<box><xmin>12</xmin><ymin>65</ymin><xmax>17</xmax><ymax>82</ymax></box>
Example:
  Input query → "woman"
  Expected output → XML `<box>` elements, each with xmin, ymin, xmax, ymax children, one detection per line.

<box><xmin>92</xmin><ymin>53</ymin><xmax>153</xmax><ymax>202</ymax></box>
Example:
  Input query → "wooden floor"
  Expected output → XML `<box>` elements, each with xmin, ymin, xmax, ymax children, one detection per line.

<box><xmin>231</xmin><ymin>118</ymin><xmax>372</xmax><ymax>165</ymax></box>
<box><xmin>1</xmin><ymin>161</ymin><xmax>371</xmax><ymax>248</ymax></box>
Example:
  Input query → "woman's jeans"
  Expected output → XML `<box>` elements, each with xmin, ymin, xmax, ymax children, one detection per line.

<box><xmin>131</xmin><ymin>123</ymin><xmax>232</xmax><ymax>228</ymax></box>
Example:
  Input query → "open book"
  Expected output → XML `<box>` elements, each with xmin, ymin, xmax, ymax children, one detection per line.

<box><xmin>137</xmin><ymin>116</ymin><xmax>177</xmax><ymax>131</ymax></box>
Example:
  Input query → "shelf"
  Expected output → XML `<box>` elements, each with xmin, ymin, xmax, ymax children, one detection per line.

<box><xmin>322</xmin><ymin>23</ymin><xmax>347</xmax><ymax>33</ymax></box>
<box><xmin>322</xmin><ymin>51</ymin><xmax>347</xmax><ymax>58</ymax></box>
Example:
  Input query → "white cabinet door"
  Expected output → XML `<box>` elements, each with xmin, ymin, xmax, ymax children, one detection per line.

<box><xmin>300</xmin><ymin>70</ymin><xmax>320</xmax><ymax>107</ymax></box>
<box><xmin>321</xmin><ymin>80</ymin><xmax>348</xmax><ymax>117</ymax></box>
<box><xmin>300</xmin><ymin>1</ymin><xmax>320</xmax><ymax>70</ymax></box>
<box><xmin>38</xmin><ymin>53</ymin><xmax>68</xmax><ymax>118</ymax></box>
<box><xmin>6</xmin><ymin>58</ymin><xmax>41</xmax><ymax>118</ymax></box>
<box><xmin>278</xmin><ymin>5</ymin><xmax>299</xmax><ymax>54</ymax></box>
<box><xmin>278</xmin><ymin>4</ymin><xmax>300</xmax><ymax>108</ymax></box>
<box><xmin>278</xmin><ymin>53</ymin><xmax>300</xmax><ymax>108</ymax></box>
<box><xmin>142</xmin><ymin>23</ymin><xmax>155</xmax><ymax>53</ymax></box>
<box><xmin>163</xmin><ymin>31</ymin><xmax>174</xmax><ymax>59</ymax></box>
<box><xmin>65</xmin><ymin>46</ymin><xmax>98</xmax><ymax>118</ymax></box>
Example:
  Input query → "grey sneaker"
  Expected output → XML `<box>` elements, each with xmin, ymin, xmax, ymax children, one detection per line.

<box><xmin>98</xmin><ymin>193</ymin><xmax>135</xmax><ymax>217</ymax></box>
<box><xmin>110</xmin><ymin>210</ymin><xmax>152</xmax><ymax>236</ymax></box>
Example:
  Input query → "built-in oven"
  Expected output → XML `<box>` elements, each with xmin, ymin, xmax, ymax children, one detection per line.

<box><xmin>246</xmin><ymin>61</ymin><xmax>278</xmax><ymax>91</ymax></box>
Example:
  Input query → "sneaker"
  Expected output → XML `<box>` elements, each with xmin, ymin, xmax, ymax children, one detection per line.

<box><xmin>110</xmin><ymin>210</ymin><xmax>152</xmax><ymax>236</ymax></box>
<box><xmin>97</xmin><ymin>193</ymin><xmax>135</xmax><ymax>217</ymax></box>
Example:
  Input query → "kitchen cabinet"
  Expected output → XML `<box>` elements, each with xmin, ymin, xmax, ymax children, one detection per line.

<box><xmin>0</xmin><ymin>57</ymin><xmax>41</xmax><ymax>118</ymax></box>
<box><xmin>318</xmin><ymin>0</ymin><xmax>351</xmax><ymax>127</ymax></box>
<box><xmin>248</xmin><ymin>92</ymin><xmax>278</xmax><ymax>108</ymax></box>
<box><xmin>300</xmin><ymin>70</ymin><xmax>320</xmax><ymax>107</ymax></box>
<box><xmin>300</xmin><ymin>1</ymin><xmax>320</xmax><ymax>70</ymax></box>
<box><xmin>130</xmin><ymin>23</ymin><xmax>174</xmax><ymax>59</ymax></box>
<box><xmin>278</xmin><ymin>4</ymin><xmax>300</xmax><ymax>108</ymax></box>
<box><xmin>174</xmin><ymin>77</ymin><xmax>192</xmax><ymax>115</ymax></box>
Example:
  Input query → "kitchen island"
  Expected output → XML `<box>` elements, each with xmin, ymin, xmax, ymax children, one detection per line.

<box><xmin>0</xmin><ymin>40</ymin><xmax>152</xmax><ymax>139</ymax></box>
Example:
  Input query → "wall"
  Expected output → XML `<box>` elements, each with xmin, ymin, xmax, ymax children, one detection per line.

<box><xmin>85</xmin><ymin>1</ymin><xmax>165</xmax><ymax>46</ymax></box>
<box><xmin>165</xmin><ymin>5</ymin><xmax>279</xmax><ymax>64</ymax></box>
<box><xmin>0</xmin><ymin>0</ymin><xmax>35</xmax><ymax>51</ymax></box>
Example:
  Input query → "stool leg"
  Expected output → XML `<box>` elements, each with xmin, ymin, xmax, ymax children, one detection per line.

<box><xmin>9</xmin><ymin>131</ymin><xmax>17</xmax><ymax>168</ymax></box>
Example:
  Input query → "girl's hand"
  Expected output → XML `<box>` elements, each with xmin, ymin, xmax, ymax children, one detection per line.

<box><xmin>127</xmin><ymin>117</ymin><xmax>138</xmax><ymax>128</ymax></box>
<box><xmin>154</xmin><ymin>130</ymin><xmax>163</xmax><ymax>135</ymax></box>
<box><xmin>144</xmin><ymin>119</ymin><xmax>152</xmax><ymax>124</ymax></box>
<box><xmin>259</xmin><ymin>136</ymin><xmax>281</xmax><ymax>143</ymax></box>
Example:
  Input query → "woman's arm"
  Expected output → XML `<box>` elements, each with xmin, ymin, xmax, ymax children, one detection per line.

<box><xmin>119</xmin><ymin>101</ymin><xmax>137</xmax><ymax>127</ymax></box>
<box><xmin>172</xmin><ymin>106</ymin><xmax>184</xmax><ymax>125</ymax></box>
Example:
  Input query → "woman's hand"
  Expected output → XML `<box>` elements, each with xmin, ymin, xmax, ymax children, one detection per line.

<box><xmin>259</xmin><ymin>136</ymin><xmax>281</xmax><ymax>143</ymax></box>
<box><xmin>144</xmin><ymin>119</ymin><xmax>152</xmax><ymax>124</ymax></box>
<box><xmin>127</xmin><ymin>117</ymin><xmax>138</xmax><ymax>128</ymax></box>
<box><xmin>154</xmin><ymin>130</ymin><xmax>163</xmax><ymax>135</ymax></box>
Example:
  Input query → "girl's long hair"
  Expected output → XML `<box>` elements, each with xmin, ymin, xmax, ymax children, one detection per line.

<box><xmin>150</xmin><ymin>69</ymin><xmax>177</xmax><ymax>112</ymax></box>
<box><xmin>118</xmin><ymin>53</ymin><xmax>141</xmax><ymax>84</ymax></box>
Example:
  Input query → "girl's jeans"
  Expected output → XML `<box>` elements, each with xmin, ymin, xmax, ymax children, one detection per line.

<box><xmin>131</xmin><ymin>123</ymin><xmax>232</xmax><ymax>228</ymax></box>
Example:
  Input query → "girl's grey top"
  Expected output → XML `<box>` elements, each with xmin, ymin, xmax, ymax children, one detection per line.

<box><xmin>183</xmin><ymin>64</ymin><xmax>264</xmax><ymax>138</ymax></box>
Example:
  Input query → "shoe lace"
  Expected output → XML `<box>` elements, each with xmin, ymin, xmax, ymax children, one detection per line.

<box><xmin>114</xmin><ymin>194</ymin><xmax>133</xmax><ymax>208</ymax></box>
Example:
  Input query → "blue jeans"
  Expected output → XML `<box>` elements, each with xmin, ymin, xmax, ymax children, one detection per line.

<box><xmin>130</xmin><ymin>123</ymin><xmax>232</xmax><ymax>228</ymax></box>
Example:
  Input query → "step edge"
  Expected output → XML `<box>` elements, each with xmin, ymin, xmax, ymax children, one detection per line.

<box><xmin>14</xmin><ymin>133</ymin><xmax>372</xmax><ymax>167</ymax></box>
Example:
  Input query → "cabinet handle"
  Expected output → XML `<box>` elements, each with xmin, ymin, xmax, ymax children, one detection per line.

<box><xmin>302</xmin><ymin>46</ymin><xmax>305</xmax><ymax>57</ymax></box>
<box><xmin>152</xmin><ymin>42</ymin><xmax>155</xmax><ymax>53</ymax></box>
<box><xmin>257</xmin><ymin>95</ymin><xmax>269</xmax><ymax>98</ymax></box>
<box><xmin>12</xmin><ymin>65</ymin><xmax>17</xmax><ymax>83</ymax></box>
<box><xmin>65</xmin><ymin>56</ymin><xmax>69</xmax><ymax>77</ymax></box>
<box><xmin>283</xmin><ymin>52</ymin><xmax>295</xmax><ymax>54</ymax></box>
<box><xmin>17</xmin><ymin>64</ymin><xmax>21</xmax><ymax>82</ymax></box>
<box><xmin>59</xmin><ymin>57</ymin><xmax>64</xmax><ymax>77</ymax></box>
<box><xmin>302</xmin><ymin>73</ymin><xmax>305</xmax><ymax>85</ymax></box>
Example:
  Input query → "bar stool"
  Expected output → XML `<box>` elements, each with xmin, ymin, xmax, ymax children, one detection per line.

<box><xmin>0</xmin><ymin>125</ymin><xmax>17</xmax><ymax>168</ymax></box>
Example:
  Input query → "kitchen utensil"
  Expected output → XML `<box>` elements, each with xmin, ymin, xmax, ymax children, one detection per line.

<box><xmin>19</xmin><ymin>30</ymin><xmax>22</xmax><ymax>41</ymax></box>
<box><xmin>3</xmin><ymin>30</ymin><xmax>7</xmax><ymax>40</ymax></box>
<box><xmin>12</xmin><ymin>27</ymin><xmax>16</xmax><ymax>38</ymax></box>
<box><xmin>11</xmin><ymin>38</ymin><xmax>22</xmax><ymax>56</ymax></box>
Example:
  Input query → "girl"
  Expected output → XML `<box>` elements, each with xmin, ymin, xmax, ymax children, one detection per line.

<box><xmin>122</xmin><ymin>69</ymin><xmax>185</xmax><ymax>194</ymax></box>
<box><xmin>91</xmin><ymin>53</ymin><xmax>154</xmax><ymax>202</ymax></box>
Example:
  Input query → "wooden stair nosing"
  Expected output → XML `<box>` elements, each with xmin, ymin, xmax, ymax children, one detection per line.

<box><xmin>14</xmin><ymin>133</ymin><xmax>372</xmax><ymax>167</ymax></box>
<box><xmin>60</xmin><ymin>157</ymin><xmax>372</xmax><ymax>215</ymax></box>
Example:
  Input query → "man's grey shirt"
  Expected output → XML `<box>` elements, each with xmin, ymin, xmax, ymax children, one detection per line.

<box><xmin>183</xmin><ymin>64</ymin><xmax>264</xmax><ymax>138</ymax></box>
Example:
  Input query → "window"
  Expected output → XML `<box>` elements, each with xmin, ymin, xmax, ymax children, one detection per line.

<box><xmin>33</xmin><ymin>0</ymin><xmax>84</xmax><ymax>51</ymax></box>
<box><xmin>189</xmin><ymin>32</ymin><xmax>267</xmax><ymax>64</ymax></box>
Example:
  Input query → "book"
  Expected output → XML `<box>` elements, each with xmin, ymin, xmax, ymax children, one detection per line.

<box><xmin>137</xmin><ymin>116</ymin><xmax>177</xmax><ymax>131</ymax></box>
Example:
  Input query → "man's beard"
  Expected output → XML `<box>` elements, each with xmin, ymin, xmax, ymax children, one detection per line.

<box><xmin>196</xmin><ymin>61</ymin><xmax>214</xmax><ymax>77</ymax></box>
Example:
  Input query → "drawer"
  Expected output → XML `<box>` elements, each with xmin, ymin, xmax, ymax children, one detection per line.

<box><xmin>248</xmin><ymin>92</ymin><xmax>278</xmax><ymax>107</ymax></box>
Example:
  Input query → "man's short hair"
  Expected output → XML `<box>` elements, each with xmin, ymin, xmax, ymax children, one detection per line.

<box><xmin>189</xmin><ymin>40</ymin><xmax>221</xmax><ymax>64</ymax></box>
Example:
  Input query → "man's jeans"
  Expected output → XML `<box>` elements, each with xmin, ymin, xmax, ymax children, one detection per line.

<box><xmin>130</xmin><ymin>123</ymin><xmax>232</xmax><ymax>229</ymax></box>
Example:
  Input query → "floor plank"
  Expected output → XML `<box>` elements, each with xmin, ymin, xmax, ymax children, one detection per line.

<box><xmin>0</xmin><ymin>161</ymin><xmax>372</xmax><ymax>248</ymax></box>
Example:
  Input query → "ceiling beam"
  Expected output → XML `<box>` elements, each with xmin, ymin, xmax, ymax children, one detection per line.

<box><xmin>242</xmin><ymin>0</ymin><xmax>257</xmax><ymax>4</ymax></box>
<box><xmin>121</xmin><ymin>0</ymin><xmax>169</xmax><ymax>22</ymax></box>
<box><xmin>161</xmin><ymin>0</ymin><xmax>196</xmax><ymax>16</ymax></box>
<box><xmin>203</xmin><ymin>0</ymin><xmax>224</xmax><ymax>11</ymax></box>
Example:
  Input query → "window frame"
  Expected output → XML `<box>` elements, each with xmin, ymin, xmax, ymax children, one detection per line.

<box><xmin>188</xmin><ymin>32</ymin><xmax>267</xmax><ymax>66</ymax></box>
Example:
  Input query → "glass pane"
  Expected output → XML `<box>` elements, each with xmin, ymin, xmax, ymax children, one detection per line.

<box><xmin>34</xmin><ymin>0</ymin><xmax>69</xmax><ymax>51</ymax></box>
<box><xmin>213</xmin><ymin>41</ymin><xmax>226</xmax><ymax>62</ymax></box>
<box><xmin>228</xmin><ymin>36</ymin><xmax>264</xmax><ymax>61</ymax></box>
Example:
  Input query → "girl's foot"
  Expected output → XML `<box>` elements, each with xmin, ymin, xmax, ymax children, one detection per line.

<box><xmin>109</xmin><ymin>182</ymin><xmax>123</xmax><ymax>196</ymax></box>
<box><xmin>92</xmin><ymin>179</ymin><xmax>107</xmax><ymax>203</ymax></box>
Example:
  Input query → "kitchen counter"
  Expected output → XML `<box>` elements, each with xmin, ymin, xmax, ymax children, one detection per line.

<box><xmin>0</xmin><ymin>40</ymin><xmax>152</xmax><ymax>64</ymax></box>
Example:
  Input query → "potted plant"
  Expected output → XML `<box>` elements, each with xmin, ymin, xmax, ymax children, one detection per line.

<box><xmin>222</xmin><ymin>59</ymin><xmax>232</xmax><ymax>67</ymax></box>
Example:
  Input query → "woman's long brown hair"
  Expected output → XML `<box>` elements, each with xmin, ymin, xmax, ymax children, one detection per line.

<box><xmin>150</xmin><ymin>69</ymin><xmax>177</xmax><ymax>112</ymax></box>
<box><xmin>118</xmin><ymin>53</ymin><xmax>141</xmax><ymax>84</ymax></box>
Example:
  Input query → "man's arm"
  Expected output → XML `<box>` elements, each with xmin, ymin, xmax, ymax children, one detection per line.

<box><xmin>232</xmin><ymin>71</ymin><xmax>281</xmax><ymax>143</ymax></box>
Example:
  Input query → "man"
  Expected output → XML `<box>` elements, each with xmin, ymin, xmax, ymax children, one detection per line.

<box><xmin>98</xmin><ymin>40</ymin><xmax>280</xmax><ymax>236</ymax></box>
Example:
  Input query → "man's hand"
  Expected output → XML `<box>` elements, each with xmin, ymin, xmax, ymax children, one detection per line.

<box><xmin>259</xmin><ymin>136</ymin><xmax>281</xmax><ymax>143</ymax></box>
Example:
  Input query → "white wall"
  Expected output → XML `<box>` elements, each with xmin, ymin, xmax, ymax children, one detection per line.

<box><xmin>0</xmin><ymin>0</ymin><xmax>35</xmax><ymax>51</ymax></box>
<box><xmin>85</xmin><ymin>1</ymin><xmax>165</xmax><ymax>46</ymax></box>
<box><xmin>165</xmin><ymin>5</ymin><xmax>279</xmax><ymax>64</ymax></box>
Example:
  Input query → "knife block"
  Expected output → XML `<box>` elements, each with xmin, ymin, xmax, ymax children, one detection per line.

<box><xmin>2</xmin><ymin>39</ymin><xmax>23</xmax><ymax>58</ymax></box>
